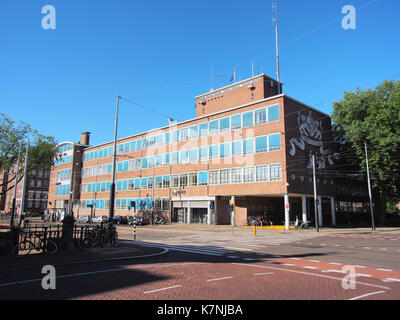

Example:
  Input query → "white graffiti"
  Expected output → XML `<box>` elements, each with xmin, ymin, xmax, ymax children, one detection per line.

<box><xmin>289</xmin><ymin>111</ymin><xmax>334</xmax><ymax>169</ymax></box>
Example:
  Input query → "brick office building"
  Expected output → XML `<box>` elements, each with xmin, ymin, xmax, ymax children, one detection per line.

<box><xmin>47</xmin><ymin>133</ymin><xmax>91</xmax><ymax>217</ymax></box>
<box><xmin>65</xmin><ymin>74</ymin><xmax>337</xmax><ymax>227</ymax></box>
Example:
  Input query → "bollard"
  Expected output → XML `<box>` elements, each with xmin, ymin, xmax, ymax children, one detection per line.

<box><xmin>254</xmin><ymin>225</ymin><xmax>257</xmax><ymax>237</ymax></box>
<box><xmin>133</xmin><ymin>223</ymin><xmax>136</xmax><ymax>240</ymax></box>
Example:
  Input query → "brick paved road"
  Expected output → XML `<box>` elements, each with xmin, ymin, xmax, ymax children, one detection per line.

<box><xmin>0</xmin><ymin>225</ymin><xmax>399</xmax><ymax>301</ymax></box>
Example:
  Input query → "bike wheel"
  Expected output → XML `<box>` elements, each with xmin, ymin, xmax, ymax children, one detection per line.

<box><xmin>103</xmin><ymin>233</ymin><xmax>117</xmax><ymax>248</ymax></box>
<box><xmin>44</xmin><ymin>240</ymin><xmax>58</xmax><ymax>254</ymax></box>
<box><xmin>0</xmin><ymin>239</ymin><xmax>13</xmax><ymax>256</ymax></box>
<box><xmin>78</xmin><ymin>236</ymin><xmax>94</xmax><ymax>251</ymax></box>
<box><xmin>13</xmin><ymin>240</ymin><xmax>34</xmax><ymax>257</ymax></box>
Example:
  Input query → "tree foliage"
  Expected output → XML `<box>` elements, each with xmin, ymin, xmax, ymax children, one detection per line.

<box><xmin>0</xmin><ymin>113</ymin><xmax>60</xmax><ymax>193</ymax></box>
<box><xmin>332</xmin><ymin>80</ymin><xmax>400</xmax><ymax>207</ymax></box>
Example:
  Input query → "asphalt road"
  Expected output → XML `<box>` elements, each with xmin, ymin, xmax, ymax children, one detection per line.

<box><xmin>0</xmin><ymin>224</ymin><xmax>399</xmax><ymax>302</ymax></box>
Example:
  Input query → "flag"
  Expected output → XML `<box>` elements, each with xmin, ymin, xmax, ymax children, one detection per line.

<box><xmin>230</xmin><ymin>68</ymin><xmax>236</xmax><ymax>82</ymax></box>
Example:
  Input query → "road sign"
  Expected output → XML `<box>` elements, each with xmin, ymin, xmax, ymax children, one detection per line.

<box><xmin>315</xmin><ymin>199</ymin><xmax>320</xmax><ymax>205</ymax></box>
<box><xmin>228</xmin><ymin>205</ymin><xmax>233</xmax><ymax>212</ymax></box>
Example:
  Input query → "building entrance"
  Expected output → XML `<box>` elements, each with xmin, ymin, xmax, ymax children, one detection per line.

<box><xmin>173</xmin><ymin>208</ymin><xmax>187</xmax><ymax>223</ymax></box>
<box><xmin>192</xmin><ymin>208</ymin><xmax>208</xmax><ymax>224</ymax></box>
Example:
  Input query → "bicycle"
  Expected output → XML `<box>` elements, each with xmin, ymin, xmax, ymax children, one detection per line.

<box><xmin>100</xmin><ymin>222</ymin><xmax>118</xmax><ymax>248</ymax></box>
<box><xmin>0</xmin><ymin>239</ymin><xmax>13</xmax><ymax>256</ymax></box>
<box><xmin>77</xmin><ymin>226</ymin><xmax>95</xmax><ymax>251</ymax></box>
<box><xmin>12</xmin><ymin>235</ymin><xmax>58</xmax><ymax>256</ymax></box>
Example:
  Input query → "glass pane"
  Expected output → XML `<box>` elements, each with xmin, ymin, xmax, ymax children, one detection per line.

<box><xmin>243</xmin><ymin>111</ymin><xmax>253</xmax><ymax>128</ymax></box>
<box><xmin>268</xmin><ymin>104</ymin><xmax>280</xmax><ymax>122</ymax></box>
<box><xmin>269</xmin><ymin>133</ymin><xmax>281</xmax><ymax>151</ymax></box>
<box><xmin>231</xmin><ymin>114</ymin><xmax>241</xmax><ymax>130</ymax></box>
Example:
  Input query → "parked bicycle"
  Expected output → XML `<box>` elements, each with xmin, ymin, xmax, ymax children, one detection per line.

<box><xmin>12</xmin><ymin>231</ymin><xmax>58</xmax><ymax>256</ymax></box>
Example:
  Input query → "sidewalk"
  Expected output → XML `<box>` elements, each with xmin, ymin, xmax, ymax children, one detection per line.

<box><xmin>0</xmin><ymin>242</ymin><xmax>165</xmax><ymax>272</ymax></box>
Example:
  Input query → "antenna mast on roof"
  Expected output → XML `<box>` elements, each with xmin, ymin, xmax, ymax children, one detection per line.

<box><xmin>210</xmin><ymin>64</ymin><xmax>214</xmax><ymax>91</ymax></box>
<box><xmin>273</xmin><ymin>0</ymin><xmax>281</xmax><ymax>94</ymax></box>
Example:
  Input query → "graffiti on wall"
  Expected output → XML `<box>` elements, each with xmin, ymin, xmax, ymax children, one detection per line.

<box><xmin>289</xmin><ymin>111</ymin><xmax>334</xmax><ymax>169</ymax></box>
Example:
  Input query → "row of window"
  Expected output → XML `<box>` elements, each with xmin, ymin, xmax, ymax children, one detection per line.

<box><xmin>27</xmin><ymin>191</ymin><xmax>48</xmax><ymax>200</ymax></box>
<box><xmin>57</xmin><ymin>169</ymin><xmax>71</xmax><ymax>182</ymax></box>
<box><xmin>59</xmin><ymin>144</ymin><xmax>73</xmax><ymax>153</ymax></box>
<box><xmin>82</xmin><ymin>133</ymin><xmax>281</xmax><ymax>178</ymax></box>
<box><xmin>80</xmin><ymin>163</ymin><xmax>282</xmax><ymax>194</ymax></box>
<box><xmin>83</xmin><ymin>104</ymin><xmax>280</xmax><ymax>162</ymax></box>
<box><xmin>80</xmin><ymin>198</ymin><xmax>170</xmax><ymax>211</ymax></box>
<box><xmin>55</xmin><ymin>155</ymin><xmax>72</xmax><ymax>166</ymax></box>
<box><xmin>26</xmin><ymin>200</ymin><xmax>47</xmax><ymax>209</ymax></box>
<box><xmin>29</xmin><ymin>178</ymin><xmax>49</xmax><ymax>188</ymax></box>
<box><xmin>56</xmin><ymin>184</ymin><xmax>70</xmax><ymax>196</ymax></box>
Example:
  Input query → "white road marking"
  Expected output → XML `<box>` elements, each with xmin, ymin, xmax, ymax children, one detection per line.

<box><xmin>382</xmin><ymin>278</ymin><xmax>400</xmax><ymax>282</ymax></box>
<box><xmin>377</xmin><ymin>268</ymin><xmax>392</xmax><ymax>272</ymax></box>
<box><xmin>144</xmin><ymin>285</ymin><xmax>182</xmax><ymax>294</ymax></box>
<box><xmin>355</xmin><ymin>274</ymin><xmax>372</xmax><ymax>278</ymax></box>
<box><xmin>321</xmin><ymin>270</ymin><xmax>345</xmax><ymax>274</ymax></box>
<box><xmin>232</xmin><ymin>263</ymin><xmax>390</xmax><ymax>290</ymax></box>
<box><xmin>253</xmin><ymin>272</ymin><xmax>274</xmax><ymax>276</ymax></box>
<box><xmin>348</xmin><ymin>291</ymin><xmax>385</xmax><ymax>300</ymax></box>
<box><xmin>207</xmin><ymin>276</ymin><xmax>234</xmax><ymax>282</ymax></box>
<box><xmin>303</xmin><ymin>266</ymin><xmax>318</xmax><ymax>270</ymax></box>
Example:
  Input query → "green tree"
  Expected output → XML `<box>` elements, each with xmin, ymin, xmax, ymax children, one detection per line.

<box><xmin>332</xmin><ymin>80</ymin><xmax>400</xmax><ymax>224</ymax></box>
<box><xmin>0</xmin><ymin>113</ymin><xmax>60</xmax><ymax>194</ymax></box>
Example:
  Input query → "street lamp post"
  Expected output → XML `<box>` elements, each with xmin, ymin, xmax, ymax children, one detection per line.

<box><xmin>109</xmin><ymin>94</ymin><xmax>120</xmax><ymax>221</ymax></box>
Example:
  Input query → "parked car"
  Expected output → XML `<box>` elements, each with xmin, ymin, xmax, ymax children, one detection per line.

<box><xmin>112</xmin><ymin>216</ymin><xmax>128</xmax><ymax>224</ymax></box>
<box><xmin>128</xmin><ymin>215</ymin><xmax>150</xmax><ymax>225</ymax></box>
<box><xmin>77</xmin><ymin>215</ymin><xmax>91</xmax><ymax>224</ymax></box>
<box><xmin>92</xmin><ymin>216</ymin><xmax>109</xmax><ymax>224</ymax></box>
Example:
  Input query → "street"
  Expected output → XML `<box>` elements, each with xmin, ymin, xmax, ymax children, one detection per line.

<box><xmin>0</xmin><ymin>224</ymin><xmax>399</xmax><ymax>302</ymax></box>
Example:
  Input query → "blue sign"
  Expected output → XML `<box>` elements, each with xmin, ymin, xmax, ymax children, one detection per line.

<box><xmin>228</xmin><ymin>205</ymin><xmax>233</xmax><ymax>212</ymax></box>
<box><xmin>315</xmin><ymin>199</ymin><xmax>320</xmax><ymax>205</ymax></box>
<box><xmin>209</xmin><ymin>202</ymin><xmax>214</xmax><ymax>210</ymax></box>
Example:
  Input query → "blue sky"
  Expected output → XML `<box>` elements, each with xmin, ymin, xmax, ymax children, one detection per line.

<box><xmin>1</xmin><ymin>0</ymin><xmax>399</xmax><ymax>146</ymax></box>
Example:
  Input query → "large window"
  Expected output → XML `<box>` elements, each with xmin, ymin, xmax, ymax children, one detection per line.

<box><xmin>232</xmin><ymin>141</ymin><xmax>242</xmax><ymax>156</ymax></box>
<box><xmin>255</xmin><ymin>136</ymin><xmax>268</xmax><ymax>153</ymax></box>
<box><xmin>268</xmin><ymin>104</ymin><xmax>280</xmax><ymax>122</ymax></box>
<box><xmin>231</xmin><ymin>114</ymin><xmax>241</xmax><ymax>130</ymax></box>
<box><xmin>243</xmin><ymin>167</ymin><xmax>255</xmax><ymax>183</ymax></box>
<box><xmin>180</xmin><ymin>128</ymin><xmax>189</xmax><ymax>141</ymax></box>
<box><xmin>155</xmin><ymin>176</ymin><xmax>163</xmax><ymax>188</ymax></box>
<box><xmin>231</xmin><ymin>168</ymin><xmax>242</xmax><ymax>183</ymax></box>
<box><xmin>179</xmin><ymin>150</ymin><xmax>189</xmax><ymax>164</ymax></box>
<box><xmin>256</xmin><ymin>165</ymin><xmax>268</xmax><ymax>182</ymax></box>
<box><xmin>189</xmin><ymin>173</ymin><xmax>197</xmax><ymax>186</ymax></box>
<box><xmin>243</xmin><ymin>111</ymin><xmax>253</xmax><ymax>128</ymax></box>
<box><xmin>163</xmin><ymin>176</ymin><xmax>170</xmax><ymax>188</ymax></box>
<box><xmin>220</xmin><ymin>143</ymin><xmax>231</xmax><ymax>158</ymax></box>
<box><xmin>199</xmin><ymin>123</ymin><xmax>208</xmax><ymax>136</ymax></box>
<box><xmin>268</xmin><ymin>133</ymin><xmax>281</xmax><ymax>151</ymax></box>
<box><xmin>243</xmin><ymin>139</ymin><xmax>254</xmax><ymax>155</ymax></box>
<box><xmin>189</xmin><ymin>149</ymin><xmax>198</xmax><ymax>163</ymax></box>
<box><xmin>209</xmin><ymin>145</ymin><xmax>218</xmax><ymax>159</ymax></box>
<box><xmin>270</xmin><ymin>163</ymin><xmax>282</xmax><ymax>181</ymax></box>
<box><xmin>189</xmin><ymin>125</ymin><xmax>198</xmax><ymax>139</ymax></box>
<box><xmin>209</xmin><ymin>120</ymin><xmax>219</xmax><ymax>134</ymax></box>
<box><xmin>179</xmin><ymin>174</ymin><xmax>188</xmax><ymax>187</ymax></box>
<box><xmin>255</xmin><ymin>108</ymin><xmax>267</xmax><ymax>125</ymax></box>
<box><xmin>220</xmin><ymin>169</ymin><xmax>230</xmax><ymax>184</ymax></box>
<box><xmin>198</xmin><ymin>171</ymin><xmax>208</xmax><ymax>185</ymax></box>
<box><xmin>199</xmin><ymin>147</ymin><xmax>208</xmax><ymax>161</ymax></box>
<box><xmin>172</xmin><ymin>175</ymin><xmax>179</xmax><ymax>187</ymax></box>
<box><xmin>209</xmin><ymin>171</ymin><xmax>219</xmax><ymax>185</ymax></box>
<box><xmin>219</xmin><ymin>117</ymin><xmax>230</xmax><ymax>132</ymax></box>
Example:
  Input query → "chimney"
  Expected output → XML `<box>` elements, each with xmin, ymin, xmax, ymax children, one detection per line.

<box><xmin>80</xmin><ymin>132</ymin><xmax>91</xmax><ymax>145</ymax></box>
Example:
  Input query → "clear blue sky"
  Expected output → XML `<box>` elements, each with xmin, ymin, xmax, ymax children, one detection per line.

<box><xmin>1</xmin><ymin>0</ymin><xmax>399</xmax><ymax>146</ymax></box>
